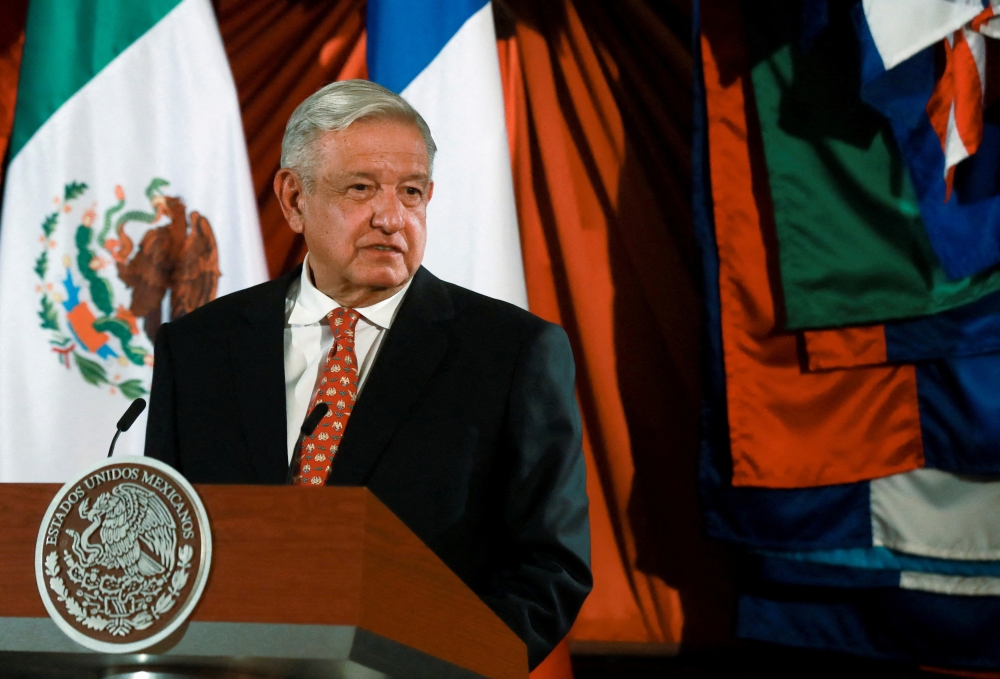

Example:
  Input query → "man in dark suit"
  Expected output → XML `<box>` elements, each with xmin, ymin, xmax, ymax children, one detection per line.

<box><xmin>145</xmin><ymin>80</ymin><xmax>591</xmax><ymax>669</ymax></box>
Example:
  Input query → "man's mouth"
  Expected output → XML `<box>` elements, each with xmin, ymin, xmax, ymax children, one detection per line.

<box><xmin>371</xmin><ymin>245</ymin><xmax>399</xmax><ymax>252</ymax></box>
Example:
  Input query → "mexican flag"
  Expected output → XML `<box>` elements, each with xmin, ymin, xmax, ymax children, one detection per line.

<box><xmin>0</xmin><ymin>0</ymin><xmax>267</xmax><ymax>480</ymax></box>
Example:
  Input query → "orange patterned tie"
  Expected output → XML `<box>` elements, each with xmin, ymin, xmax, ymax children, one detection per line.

<box><xmin>294</xmin><ymin>307</ymin><xmax>360</xmax><ymax>487</ymax></box>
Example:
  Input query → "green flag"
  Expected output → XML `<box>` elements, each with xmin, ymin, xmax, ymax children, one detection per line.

<box><xmin>746</xmin><ymin>2</ymin><xmax>1000</xmax><ymax>330</ymax></box>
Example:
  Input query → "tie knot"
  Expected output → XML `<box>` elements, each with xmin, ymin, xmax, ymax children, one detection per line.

<box><xmin>326</xmin><ymin>307</ymin><xmax>360</xmax><ymax>333</ymax></box>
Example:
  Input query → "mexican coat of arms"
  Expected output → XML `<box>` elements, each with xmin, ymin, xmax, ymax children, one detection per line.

<box><xmin>35</xmin><ymin>456</ymin><xmax>212</xmax><ymax>653</ymax></box>
<box><xmin>33</xmin><ymin>178</ymin><xmax>220</xmax><ymax>398</ymax></box>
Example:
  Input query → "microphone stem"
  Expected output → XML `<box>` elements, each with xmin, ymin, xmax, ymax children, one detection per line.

<box><xmin>286</xmin><ymin>434</ymin><xmax>305</xmax><ymax>485</ymax></box>
<box><xmin>287</xmin><ymin>403</ymin><xmax>329</xmax><ymax>484</ymax></box>
<box><xmin>107</xmin><ymin>429</ymin><xmax>122</xmax><ymax>458</ymax></box>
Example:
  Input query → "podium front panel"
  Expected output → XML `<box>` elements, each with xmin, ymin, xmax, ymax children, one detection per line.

<box><xmin>0</xmin><ymin>484</ymin><xmax>528</xmax><ymax>679</ymax></box>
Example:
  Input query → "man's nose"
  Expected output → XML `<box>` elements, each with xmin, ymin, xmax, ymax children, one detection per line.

<box><xmin>370</xmin><ymin>187</ymin><xmax>405</xmax><ymax>233</ymax></box>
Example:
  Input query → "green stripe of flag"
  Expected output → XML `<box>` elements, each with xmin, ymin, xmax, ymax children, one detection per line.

<box><xmin>10</xmin><ymin>0</ymin><xmax>182</xmax><ymax>160</ymax></box>
<box><xmin>746</xmin><ymin>4</ymin><xmax>1000</xmax><ymax>329</ymax></box>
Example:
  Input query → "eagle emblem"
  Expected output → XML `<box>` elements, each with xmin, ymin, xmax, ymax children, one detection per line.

<box><xmin>68</xmin><ymin>483</ymin><xmax>177</xmax><ymax>578</ymax></box>
<box><xmin>33</xmin><ymin>179</ymin><xmax>221</xmax><ymax>399</ymax></box>
<box><xmin>36</xmin><ymin>458</ymin><xmax>212</xmax><ymax>653</ymax></box>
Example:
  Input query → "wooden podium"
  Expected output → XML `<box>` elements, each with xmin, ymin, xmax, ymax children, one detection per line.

<box><xmin>0</xmin><ymin>484</ymin><xmax>528</xmax><ymax>679</ymax></box>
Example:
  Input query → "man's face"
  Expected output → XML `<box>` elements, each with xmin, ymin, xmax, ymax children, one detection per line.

<box><xmin>275</xmin><ymin>118</ymin><xmax>433</xmax><ymax>303</ymax></box>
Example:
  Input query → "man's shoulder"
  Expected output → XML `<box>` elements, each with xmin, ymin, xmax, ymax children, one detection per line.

<box><xmin>435</xmin><ymin>277</ymin><xmax>561</xmax><ymax>343</ymax></box>
<box><xmin>167</xmin><ymin>272</ymin><xmax>292</xmax><ymax>336</ymax></box>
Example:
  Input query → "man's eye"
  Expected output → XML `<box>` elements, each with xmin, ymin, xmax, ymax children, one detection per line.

<box><xmin>351</xmin><ymin>184</ymin><xmax>369</xmax><ymax>192</ymax></box>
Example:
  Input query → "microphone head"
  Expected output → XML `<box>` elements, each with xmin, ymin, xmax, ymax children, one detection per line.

<box><xmin>117</xmin><ymin>398</ymin><xmax>147</xmax><ymax>432</ymax></box>
<box><xmin>301</xmin><ymin>402</ymin><xmax>329</xmax><ymax>436</ymax></box>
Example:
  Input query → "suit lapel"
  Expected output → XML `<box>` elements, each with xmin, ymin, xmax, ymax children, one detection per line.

<box><xmin>330</xmin><ymin>267</ymin><xmax>454</xmax><ymax>486</ymax></box>
<box><xmin>229</xmin><ymin>267</ymin><xmax>300</xmax><ymax>484</ymax></box>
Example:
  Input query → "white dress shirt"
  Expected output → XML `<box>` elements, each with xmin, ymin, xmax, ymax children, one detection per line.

<box><xmin>283</xmin><ymin>254</ymin><xmax>412</xmax><ymax>461</ymax></box>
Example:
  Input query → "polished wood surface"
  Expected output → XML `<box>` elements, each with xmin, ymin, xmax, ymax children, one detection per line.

<box><xmin>358</xmin><ymin>491</ymin><xmax>527</xmax><ymax>679</ymax></box>
<box><xmin>0</xmin><ymin>483</ymin><xmax>527</xmax><ymax>679</ymax></box>
<box><xmin>0</xmin><ymin>484</ymin><xmax>55</xmax><ymax>617</ymax></box>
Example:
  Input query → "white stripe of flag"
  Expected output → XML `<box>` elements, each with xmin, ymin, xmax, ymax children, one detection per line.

<box><xmin>367</xmin><ymin>0</ymin><xmax>528</xmax><ymax>309</ymax></box>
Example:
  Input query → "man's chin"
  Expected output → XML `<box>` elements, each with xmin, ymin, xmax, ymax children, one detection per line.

<box><xmin>351</xmin><ymin>266</ymin><xmax>413</xmax><ymax>291</ymax></box>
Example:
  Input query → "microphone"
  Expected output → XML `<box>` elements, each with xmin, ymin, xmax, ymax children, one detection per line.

<box><xmin>286</xmin><ymin>402</ymin><xmax>329</xmax><ymax>485</ymax></box>
<box><xmin>108</xmin><ymin>398</ymin><xmax>147</xmax><ymax>458</ymax></box>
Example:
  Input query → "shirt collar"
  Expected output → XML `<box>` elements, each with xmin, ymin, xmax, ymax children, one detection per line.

<box><xmin>287</xmin><ymin>253</ymin><xmax>412</xmax><ymax>329</ymax></box>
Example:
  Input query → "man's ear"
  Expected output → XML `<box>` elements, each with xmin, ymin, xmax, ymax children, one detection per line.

<box><xmin>274</xmin><ymin>168</ymin><xmax>306</xmax><ymax>234</ymax></box>
<box><xmin>426</xmin><ymin>180</ymin><xmax>434</xmax><ymax>204</ymax></box>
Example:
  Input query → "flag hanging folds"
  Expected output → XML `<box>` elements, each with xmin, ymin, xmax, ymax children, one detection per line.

<box><xmin>875</xmin><ymin>468</ymin><xmax>1000</xmax><ymax>560</ymax></box>
<box><xmin>802</xmin><ymin>288</ymin><xmax>1000</xmax><ymax>371</ymax></box>
<box><xmin>855</xmin><ymin>1</ymin><xmax>1000</xmax><ymax>280</ymax></box>
<box><xmin>699</xmin><ymin>0</ymin><xmax>1000</xmax><ymax>527</ymax></box>
<box><xmin>747</xmin><ymin>1</ymin><xmax>1000</xmax><ymax>373</ymax></box>
<box><xmin>859</xmin><ymin>0</ymin><xmax>990</xmax><ymax>70</ymax></box>
<box><xmin>700</xmin><ymin>0</ymin><xmax>924</xmax><ymax>489</ymax></box>
<box><xmin>0</xmin><ymin>0</ymin><xmax>267</xmax><ymax>480</ymax></box>
<box><xmin>745</xmin><ymin>2</ymin><xmax>1000</xmax><ymax>331</ymax></box>
<box><xmin>753</xmin><ymin>546</ymin><xmax>1000</xmax><ymax>591</ymax></box>
<box><xmin>697</xmin><ymin>1</ymin><xmax>1000</xmax><ymax>669</ymax></box>
<box><xmin>744</xmin><ymin>3</ymin><xmax>1000</xmax><ymax>479</ymax></box>
<box><xmin>860</xmin><ymin>0</ymin><xmax>1000</xmax><ymax>191</ymax></box>
<box><xmin>696</xmin><ymin>3</ymin><xmax>852</xmax><ymax>551</ymax></box>
<box><xmin>742</xmin><ymin>467</ymin><xmax>1000</xmax><ymax>569</ymax></box>
<box><xmin>367</xmin><ymin>0</ymin><xmax>527</xmax><ymax>308</ymax></box>
<box><xmin>703</xmin><ymin>0</ymin><xmax>1000</xmax><ymax>489</ymax></box>
<box><xmin>695</xmin><ymin>1</ymin><xmax>876</xmax><ymax>551</ymax></box>
<box><xmin>738</xmin><ymin>584</ymin><xmax>1000</xmax><ymax>669</ymax></box>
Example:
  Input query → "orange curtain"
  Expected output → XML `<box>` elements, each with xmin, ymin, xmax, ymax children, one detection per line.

<box><xmin>1</xmin><ymin>0</ymin><xmax>734</xmax><ymax>661</ymax></box>
<box><xmin>496</xmin><ymin>0</ymin><xmax>731</xmax><ymax>650</ymax></box>
<box><xmin>215</xmin><ymin>0</ymin><xmax>368</xmax><ymax>277</ymax></box>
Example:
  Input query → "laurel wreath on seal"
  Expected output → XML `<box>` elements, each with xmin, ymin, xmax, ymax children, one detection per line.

<box><xmin>44</xmin><ymin>545</ymin><xmax>194</xmax><ymax>637</ymax></box>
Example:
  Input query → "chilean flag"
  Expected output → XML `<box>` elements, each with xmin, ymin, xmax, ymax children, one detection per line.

<box><xmin>367</xmin><ymin>0</ymin><xmax>527</xmax><ymax>309</ymax></box>
<box><xmin>366</xmin><ymin>5</ymin><xmax>578</xmax><ymax>675</ymax></box>
<box><xmin>854</xmin><ymin>0</ymin><xmax>1000</xmax><ymax>280</ymax></box>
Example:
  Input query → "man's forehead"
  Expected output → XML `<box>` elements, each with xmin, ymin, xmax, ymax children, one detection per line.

<box><xmin>318</xmin><ymin>120</ymin><xmax>425</xmax><ymax>151</ymax></box>
<box><xmin>315</xmin><ymin>122</ymin><xmax>428</xmax><ymax>172</ymax></box>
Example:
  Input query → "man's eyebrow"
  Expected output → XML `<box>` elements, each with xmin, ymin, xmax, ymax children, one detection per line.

<box><xmin>331</xmin><ymin>171</ymin><xmax>429</xmax><ymax>183</ymax></box>
<box><xmin>337</xmin><ymin>171</ymin><xmax>378</xmax><ymax>182</ymax></box>
<box><xmin>398</xmin><ymin>172</ymin><xmax>430</xmax><ymax>183</ymax></box>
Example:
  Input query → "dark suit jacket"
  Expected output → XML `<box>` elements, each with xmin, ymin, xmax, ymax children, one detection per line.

<box><xmin>145</xmin><ymin>264</ymin><xmax>592</xmax><ymax>668</ymax></box>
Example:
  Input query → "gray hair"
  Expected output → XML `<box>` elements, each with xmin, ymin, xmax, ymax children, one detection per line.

<box><xmin>280</xmin><ymin>80</ymin><xmax>437</xmax><ymax>191</ymax></box>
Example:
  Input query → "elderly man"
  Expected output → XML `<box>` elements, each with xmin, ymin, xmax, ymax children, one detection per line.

<box><xmin>145</xmin><ymin>80</ymin><xmax>591</xmax><ymax>668</ymax></box>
